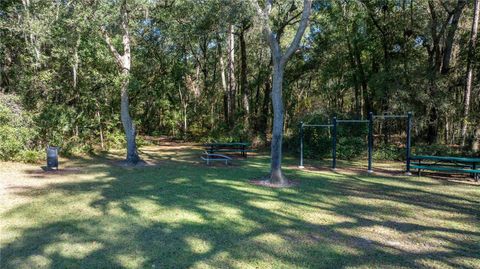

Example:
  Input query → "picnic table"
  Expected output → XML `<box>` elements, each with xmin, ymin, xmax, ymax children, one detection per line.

<box><xmin>204</xmin><ymin>142</ymin><xmax>252</xmax><ymax>157</ymax></box>
<box><xmin>410</xmin><ymin>155</ymin><xmax>480</xmax><ymax>180</ymax></box>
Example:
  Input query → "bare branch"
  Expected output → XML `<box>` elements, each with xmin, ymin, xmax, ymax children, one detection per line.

<box><xmin>277</xmin><ymin>10</ymin><xmax>303</xmax><ymax>40</ymax></box>
<box><xmin>282</xmin><ymin>0</ymin><xmax>312</xmax><ymax>63</ymax></box>
<box><xmin>101</xmin><ymin>27</ymin><xmax>123</xmax><ymax>68</ymax></box>
<box><xmin>251</xmin><ymin>0</ymin><xmax>278</xmax><ymax>58</ymax></box>
<box><xmin>121</xmin><ymin>0</ymin><xmax>130</xmax><ymax>57</ymax></box>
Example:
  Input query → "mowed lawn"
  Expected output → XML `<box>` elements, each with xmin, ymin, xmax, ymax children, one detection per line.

<box><xmin>1</xmin><ymin>144</ymin><xmax>479</xmax><ymax>269</ymax></box>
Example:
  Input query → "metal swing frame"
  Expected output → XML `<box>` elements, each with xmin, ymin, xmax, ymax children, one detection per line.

<box><xmin>299</xmin><ymin>112</ymin><xmax>413</xmax><ymax>174</ymax></box>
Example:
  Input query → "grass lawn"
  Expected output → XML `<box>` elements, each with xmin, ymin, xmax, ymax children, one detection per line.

<box><xmin>1</xmin><ymin>143</ymin><xmax>479</xmax><ymax>268</ymax></box>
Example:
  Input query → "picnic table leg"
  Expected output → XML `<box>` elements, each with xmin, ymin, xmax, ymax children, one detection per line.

<box><xmin>474</xmin><ymin>163</ymin><xmax>478</xmax><ymax>181</ymax></box>
<box><xmin>417</xmin><ymin>160</ymin><xmax>421</xmax><ymax>176</ymax></box>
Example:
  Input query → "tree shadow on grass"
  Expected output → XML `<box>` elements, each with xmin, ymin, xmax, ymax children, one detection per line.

<box><xmin>1</xmin><ymin>156</ymin><xmax>480</xmax><ymax>268</ymax></box>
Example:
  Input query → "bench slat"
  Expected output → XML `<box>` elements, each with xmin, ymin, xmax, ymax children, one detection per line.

<box><xmin>204</xmin><ymin>143</ymin><xmax>250</xmax><ymax>147</ymax></box>
<box><xmin>411</xmin><ymin>155</ymin><xmax>480</xmax><ymax>163</ymax></box>
<box><xmin>411</xmin><ymin>162</ymin><xmax>471</xmax><ymax>168</ymax></box>
<box><xmin>206</xmin><ymin>149</ymin><xmax>255</xmax><ymax>152</ymax></box>
<box><xmin>201</xmin><ymin>153</ymin><xmax>231</xmax><ymax>165</ymax></box>
<box><xmin>201</xmin><ymin>153</ymin><xmax>232</xmax><ymax>159</ymax></box>
<box><xmin>411</xmin><ymin>165</ymin><xmax>480</xmax><ymax>174</ymax></box>
<box><xmin>201</xmin><ymin>157</ymin><xmax>230</xmax><ymax>161</ymax></box>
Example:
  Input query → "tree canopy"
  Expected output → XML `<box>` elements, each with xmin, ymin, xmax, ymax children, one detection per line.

<box><xmin>0</xmin><ymin>0</ymin><xmax>479</xmax><ymax>163</ymax></box>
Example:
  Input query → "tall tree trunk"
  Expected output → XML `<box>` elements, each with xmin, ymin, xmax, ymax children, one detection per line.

<box><xmin>183</xmin><ymin>104</ymin><xmax>188</xmax><ymax>139</ymax></box>
<box><xmin>219</xmin><ymin>52</ymin><xmax>230</xmax><ymax>124</ymax></box>
<box><xmin>260</xmin><ymin>77</ymin><xmax>271</xmax><ymax>139</ymax></box>
<box><xmin>239</xmin><ymin>27</ymin><xmax>250</xmax><ymax>130</ymax></box>
<box><xmin>178</xmin><ymin>85</ymin><xmax>188</xmax><ymax>139</ymax></box>
<box><xmin>102</xmin><ymin>0</ymin><xmax>139</xmax><ymax>164</ymax></box>
<box><xmin>270</xmin><ymin>62</ymin><xmax>286</xmax><ymax>183</ymax></box>
<box><xmin>441</xmin><ymin>0</ymin><xmax>467</xmax><ymax>74</ymax></box>
<box><xmin>353</xmin><ymin>39</ymin><xmax>369</xmax><ymax>115</ymax></box>
<box><xmin>227</xmin><ymin>25</ymin><xmax>236</xmax><ymax>126</ymax></box>
<box><xmin>21</xmin><ymin>0</ymin><xmax>40</xmax><ymax>68</ymax></box>
<box><xmin>445</xmin><ymin>115</ymin><xmax>450</xmax><ymax>144</ymax></box>
<box><xmin>73</xmin><ymin>37</ymin><xmax>80</xmax><ymax>89</ymax></box>
<box><xmin>461</xmin><ymin>0</ymin><xmax>479</xmax><ymax>146</ymax></box>
<box><xmin>473</xmin><ymin>126</ymin><xmax>480</xmax><ymax>152</ymax></box>
<box><xmin>425</xmin><ymin>1</ymin><xmax>455</xmax><ymax>143</ymax></box>
<box><xmin>96</xmin><ymin>108</ymin><xmax>105</xmax><ymax>150</ymax></box>
<box><xmin>120</xmin><ymin>69</ymin><xmax>139</xmax><ymax>163</ymax></box>
<box><xmin>347</xmin><ymin>39</ymin><xmax>361</xmax><ymax>117</ymax></box>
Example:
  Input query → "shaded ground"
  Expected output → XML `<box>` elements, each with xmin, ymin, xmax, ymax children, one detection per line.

<box><xmin>1</xmin><ymin>143</ymin><xmax>479</xmax><ymax>268</ymax></box>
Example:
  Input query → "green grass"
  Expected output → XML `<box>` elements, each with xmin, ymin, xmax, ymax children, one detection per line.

<box><xmin>1</xmin><ymin>145</ymin><xmax>479</xmax><ymax>268</ymax></box>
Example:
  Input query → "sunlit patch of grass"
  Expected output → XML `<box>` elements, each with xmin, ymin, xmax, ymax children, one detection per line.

<box><xmin>185</xmin><ymin>236</ymin><xmax>213</xmax><ymax>254</ymax></box>
<box><xmin>44</xmin><ymin>241</ymin><xmax>104</xmax><ymax>260</ymax></box>
<box><xmin>1</xmin><ymin>145</ymin><xmax>479</xmax><ymax>268</ymax></box>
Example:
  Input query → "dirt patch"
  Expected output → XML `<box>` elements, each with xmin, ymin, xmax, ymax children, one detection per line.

<box><xmin>23</xmin><ymin>167</ymin><xmax>83</xmax><ymax>178</ymax></box>
<box><xmin>249</xmin><ymin>179</ymin><xmax>300</xmax><ymax>188</ymax></box>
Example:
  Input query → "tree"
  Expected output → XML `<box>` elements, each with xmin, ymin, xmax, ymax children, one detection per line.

<box><xmin>101</xmin><ymin>0</ymin><xmax>140</xmax><ymax>164</ymax></box>
<box><xmin>252</xmin><ymin>0</ymin><xmax>312</xmax><ymax>185</ymax></box>
<box><xmin>461</xmin><ymin>0</ymin><xmax>479</xmax><ymax>146</ymax></box>
<box><xmin>2</xmin><ymin>0</ymin><xmax>480</xmax><ymax>164</ymax></box>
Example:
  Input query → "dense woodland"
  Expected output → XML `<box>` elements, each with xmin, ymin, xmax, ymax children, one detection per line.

<box><xmin>1</xmin><ymin>0</ymin><xmax>479</xmax><ymax>169</ymax></box>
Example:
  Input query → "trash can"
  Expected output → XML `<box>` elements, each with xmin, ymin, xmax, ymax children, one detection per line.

<box><xmin>46</xmin><ymin>146</ymin><xmax>59</xmax><ymax>170</ymax></box>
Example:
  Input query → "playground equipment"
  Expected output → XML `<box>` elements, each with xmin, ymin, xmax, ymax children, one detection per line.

<box><xmin>299</xmin><ymin>112</ymin><xmax>412</xmax><ymax>174</ymax></box>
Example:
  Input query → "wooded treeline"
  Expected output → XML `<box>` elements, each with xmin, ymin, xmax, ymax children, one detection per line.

<box><xmin>1</xmin><ymin>0</ymin><xmax>479</xmax><ymax>158</ymax></box>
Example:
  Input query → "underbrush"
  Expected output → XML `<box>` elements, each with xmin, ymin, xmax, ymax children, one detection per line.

<box><xmin>0</xmin><ymin>94</ymin><xmax>42</xmax><ymax>163</ymax></box>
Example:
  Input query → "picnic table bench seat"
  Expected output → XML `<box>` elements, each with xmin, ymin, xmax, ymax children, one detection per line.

<box><xmin>410</xmin><ymin>155</ymin><xmax>480</xmax><ymax>180</ymax></box>
<box><xmin>209</xmin><ymin>149</ymin><xmax>256</xmax><ymax>153</ymax></box>
<box><xmin>201</xmin><ymin>152</ymin><xmax>232</xmax><ymax>165</ymax></box>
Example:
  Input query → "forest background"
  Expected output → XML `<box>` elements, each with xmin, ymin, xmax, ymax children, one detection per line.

<box><xmin>0</xmin><ymin>0</ymin><xmax>479</xmax><ymax>163</ymax></box>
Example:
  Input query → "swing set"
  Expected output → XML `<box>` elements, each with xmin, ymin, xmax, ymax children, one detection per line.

<box><xmin>299</xmin><ymin>112</ymin><xmax>413</xmax><ymax>174</ymax></box>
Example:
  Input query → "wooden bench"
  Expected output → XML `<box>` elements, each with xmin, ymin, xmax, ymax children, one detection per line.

<box><xmin>204</xmin><ymin>142</ymin><xmax>253</xmax><ymax>157</ymax></box>
<box><xmin>201</xmin><ymin>152</ymin><xmax>232</xmax><ymax>165</ymax></box>
<box><xmin>410</xmin><ymin>155</ymin><xmax>480</xmax><ymax>181</ymax></box>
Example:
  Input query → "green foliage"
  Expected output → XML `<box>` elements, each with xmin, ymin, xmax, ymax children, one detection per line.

<box><xmin>0</xmin><ymin>94</ymin><xmax>41</xmax><ymax>162</ymax></box>
<box><xmin>337</xmin><ymin>136</ymin><xmax>367</xmax><ymax>160</ymax></box>
<box><xmin>16</xmin><ymin>149</ymin><xmax>43</xmax><ymax>163</ymax></box>
<box><xmin>286</xmin><ymin>112</ymin><xmax>369</xmax><ymax>160</ymax></box>
<box><xmin>105</xmin><ymin>130</ymin><xmax>127</xmax><ymax>149</ymax></box>
<box><xmin>0</xmin><ymin>0</ymin><xmax>479</xmax><ymax>161</ymax></box>
<box><xmin>0</xmin><ymin>126</ymin><xmax>33</xmax><ymax>161</ymax></box>
<box><xmin>373</xmin><ymin>143</ymin><xmax>405</xmax><ymax>161</ymax></box>
<box><xmin>412</xmin><ymin>144</ymin><xmax>466</xmax><ymax>157</ymax></box>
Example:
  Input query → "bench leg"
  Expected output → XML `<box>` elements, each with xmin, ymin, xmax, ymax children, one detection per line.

<box><xmin>473</xmin><ymin>164</ymin><xmax>477</xmax><ymax>180</ymax></box>
<box><xmin>417</xmin><ymin>160</ymin><xmax>421</xmax><ymax>176</ymax></box>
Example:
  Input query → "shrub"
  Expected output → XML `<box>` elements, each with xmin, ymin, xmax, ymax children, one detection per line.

<box><xmin>105</xmin><ymin>130</ymin><xmax>126</xmax><ymax>149</ymax></box>
<box><xmin>373</xmin><ymin>143</ymin><xmax>405</xmax><ymax>161</ymax></box>
<box><xmin>16</xmin><ymin>150</ymin><xmax>43</xmax><ymax>163</ymax></box>
<box><xmin>0</xmin><ymin>93</ymin><xmax>41</xmax><ymax>163</ymax></box>
<box><xmin>413</xmin><ymin>144</ymin><xmax>463</xmax><ymax>157</ymax></box>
